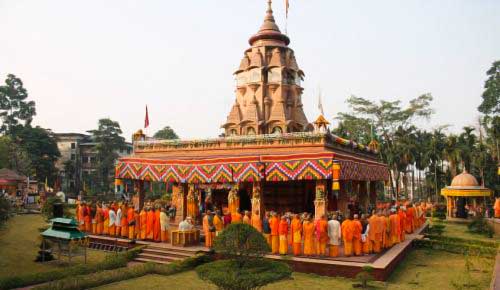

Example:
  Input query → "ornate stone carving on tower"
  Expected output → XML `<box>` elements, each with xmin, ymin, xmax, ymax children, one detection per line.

<box><xmin>222</xmin><ymin>0</ymin><xmax>311</xmax><ymax>136</ymax></box>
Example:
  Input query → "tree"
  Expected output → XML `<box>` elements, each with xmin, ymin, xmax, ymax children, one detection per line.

<box><xmin>0</xmin><ymin>74</ymin><xmax>36</xmax><ymax>135</ymax></box>
<box><xmin>13</xmin><ymin>126</ymin><xmax>60</xmax><ymax>184</ymax></box>
<box><xmin>337</xmin><ymin>94</ymin><xmax>434</xmax><ymax>198</ymax></box>
<box><xmin>88</xmin><ymin>118</ymin><xmax>126</xmax><ymax>192</ymax></box>
<box><xmin>0</xmin><ymin>136</ymin><xmax>32</xmax><ymax>176</ymax></box>
<box><xmin>478</xmin><ymin>60</ymin><xmax>500</xmax><ymax>115</ymax></box>
<box><xmin>196</xmin><ymin>223</ymin><xmax>291</xmax><ymax>290</ymax></box>
<box><xmin>153</xmin><ymin>126</ymin><xmax>179</xmax><ymax>140</ymax></box>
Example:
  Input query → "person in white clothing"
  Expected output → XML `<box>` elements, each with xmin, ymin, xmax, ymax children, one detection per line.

<box><xmin>327</xmin><ymin>214</ymin><xmax>342</xmax><ymax>257</ymax></box>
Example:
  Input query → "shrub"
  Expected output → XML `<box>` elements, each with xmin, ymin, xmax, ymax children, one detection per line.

<box><xmin>467</xmin><ymin>217</ymin><xmax>494</xmax><ymax>238</ymax></box>
<box><xmin>0</xmin><ymin>246</ymin><xmax>144</xmax><ymax>289</ymax></box>
<box><xmin>196</xmin><ymin>259</ymin><xmax>292</xmax><ymax>290</ymax></box>
<box><xmin>34</xmin><ymin>253</ymin><xmax>212</xmax><ymax>290</ymax></box>
<box><xmin>414</xmin><ymin>239</ymin><xmax>497</xmax><ymax>257</ymax></box>
<box><xmin>354</xmin><ymin>266</ymin><xmax>374</xmax><ymax>289</ymax></box>
<box><xmin>432</xmin><ymin>204</ymin><xmax>447</xmax><ymax>220</ymax></box>
<box><xmin>213</xmin><ymin>223</ymin><xmax>270</xmax><ymax>268</ymax></box>
<box><xmin>0</xmin><ymin>195</ymin><xmax>12</xmax><ymax>226</ymax></box>
<box><xmin>426</xmin><ymin>223</ymin><xmax>446</xmax><ymax>236</ymax></box>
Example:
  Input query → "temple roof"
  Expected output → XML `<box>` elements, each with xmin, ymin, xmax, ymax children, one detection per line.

<box><xmin>249</xmin><ymin>0</ymin><xmax>290</xmax><ymax>46</ymax></box>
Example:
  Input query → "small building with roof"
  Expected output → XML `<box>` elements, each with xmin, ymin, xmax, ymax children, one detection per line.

<box><xmin>441</xmin><ymin>170</ymin><xmax>492</xmax><ymax>218</ymax></box>
<box><xmin>0</xmin><ymin>168</ymin><xmax>26</xmax><ymax>196</ymax></box>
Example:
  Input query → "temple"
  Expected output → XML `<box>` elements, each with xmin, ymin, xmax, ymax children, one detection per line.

<box><xmin>115</xmin><ymin>1</ymin><xmax>389</xmax><ymax>225</ymax></box>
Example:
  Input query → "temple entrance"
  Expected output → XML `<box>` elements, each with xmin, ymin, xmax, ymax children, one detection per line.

<box><xmin>211</xmin><ymin>189</ymin><xmax>229</xmax><ymax>213</ymax></box>
<box><xmin>263</xmin><ymin>180</ymin><xmax>315</xmax><ymax>214</ymax></box>
<box><xmin>239</xmin><ymin>187</ymin><xmax>251</xmax><ymax>213</ymax></box>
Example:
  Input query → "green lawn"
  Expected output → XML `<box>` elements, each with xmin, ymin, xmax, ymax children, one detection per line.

<box><xmin>438</xmin><ymin>220</ymin><xmax>500</xmax><ymax>243</ymax></box>
<box><xmin>96</xmin><ymin>248</ymin><xmax>495</xmax><ymax>290</ymax></box>
<box><xmin>0</xmin><ymin>214</ymin><xmax>109</xmax><ymax>279</ymax></box>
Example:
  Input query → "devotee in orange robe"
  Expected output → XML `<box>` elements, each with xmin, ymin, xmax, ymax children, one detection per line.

<box><xmin>341</xmin><ymin>217</ymin><xmax>354</xmax><ymax>257</ymax></box>
<box><xmin>383</xmin><ymin>211</ymin><xmax>392</xmax><ymax>249</ymax></box>
<box><xmin>405</xmin><ymin>205</ymin><xmax>414</xmax><ymax>234</ymax></box>
<box><xmin>231</xmin><ymin>211</ymin><xmax>242</xmax><ymax>223</ymax></box>
<box><xmin>84</xmin><ymin>204</ymin><xmax>91</xmax><ymax>232</ymax></box>
<box><xmin>290</xmin><ymin>214</ymin><xmax>302</xmax><ymax>256</ymax></box>
<box><xmin>278</xmin><ymin>216</ymin><xmax>289</xmax><ymax>255</ymax></box>
<box><xmin>389</xmin><ymin>209</ymin><xmax>400</xmax><ymax>244</ymax></box>
<box><xmin>398</xmin><ymin>207</ymin><xmax>406</xmax><ymax>242</ymax></box>
<box><xmin>127</xmin><ymin>205</ymin><xmax>135</xmax><ymax>240</ymax></box>
<box><xmin>374</xmin><ymin>212</ymin><xmax>385</xmax><ymax>253</ymax></box>
<box><xmin>368</xmin><ymin>211</ymin><xmax>378</xmax><ymax>253</ymax></box>
<box><xmin>146</xmin><ymin>207</ymin><xmax>154</xmax><ymax>240</ymax></box>
<box><xmin>102</xmin><ymin>204</ymin><xmax>109</xmax><ymax>235</ymax></box>
<box><xmin>494</xmin><ymin>198</ymin><xmax>500</xmax><ymax>218</ymax></box>
<box><xmin>420</xmin><ymin>202</ymin><xmax>427</xmax><ymax>224</ymax></box>
<box><xmin>134</xmin><ymin>209</ymin><xmax>140</xmax><ymax>240</ymax></box>
<box><xmin>154</xmin><ymin>207</ymin><xmax>161</xmax><ymax>242</ymax></box>
<box><xmin>213</xmin><ymin>211</ymin><xmax>223</xmax><ymax>236</ymax></box>
<box><xmin>121</xmin><ymin>204</ymin><xmax>129</xmax><ymax>238</ymax></box>
<box><xmin>352</xmin><ymin>214</ymin><xmax>363</xmax><ymax>256</ymax></box>
<box><xmin>315</xmin><ymin>215</ymin><xmax>328</xmax><ymax>256</ymax></box>
<box><xmin>327</xmin><ymin>214</ymin><xmax>341</xmax><ymax>257</ymax></box>
<box><xmin>140</xmin><ymin>208</ymin><xmax>147</xmax><ymax>240</ymax></box>
<box><xmin>243</xmin><ymin>211</ymin><xmax>251</xmax><ymax>225</ymax></box>
<box><xmin>251</xmin><ymin>210</ymin><xmax>262</xmax><ymax>233</ymax></box>
<box><xmin>269</xmin><ymin>213</ymin><xmax>280</xmax><ymax>254</ymax></box>
<box><xmin>96</xmin><ymin>203</ymin><xmax>103</xmax><ymax>235</ymax></box>
<box><xmin>91</xmin><ymin>203</ymin><xmax>97</xmax><ymax>234</ymax></box>
<box><xmin>76</xmin><ymin>202</ymin><xmax>82</xmax><ymax>230</ymax></box>
<box><xmin>202</xmin><ymin>211</ymin><xmax>214</xmax><ymax>248</ymax></box>
<box><xmin>303</xmin><ymin>215</ymin><xmax>315</xmax><ymax>256</ymax></box>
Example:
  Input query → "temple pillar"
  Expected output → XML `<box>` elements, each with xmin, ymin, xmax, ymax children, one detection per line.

<box><xmin>359</xmin><ymin>181</ymin><xmax>369</xmax><ymax>213</ymax></box>
<box><xmin>314</xmin><ymin>180</ymin><xmax>328</xmax><ymax>220</ymax></box>
<box><xmin>135</xmin><ymin>180</ymin><xmax>145</xmax><ymax>210</ymax></box>
<box><xmin>251</xmin><ymin>182</ymin><xmax>263</xmax><ymax>218</ymax></box>
<box><xmin>228</xmin><ymin>184</ymin><xmax>240</xmax><ymax>216</ymax></box>
<box><xmin>172</xmin><ymin>183</ymin><xmax>187</xmax><ymax>224</ymax></box>
<box><xmin>336</xmin><ymin>181</ymin><xmax>348</xmax><ymax>216</ymax></box>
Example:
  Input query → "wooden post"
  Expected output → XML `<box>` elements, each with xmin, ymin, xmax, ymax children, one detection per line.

<box><xmin>172</xmin><ymin>183</ymin><xmax>186</xmax><ymax>225</ymax></box>
<box><xmin>314</xmin><ymin>180</ymin><xmax>328</xmax><ymax>220</ymax></box>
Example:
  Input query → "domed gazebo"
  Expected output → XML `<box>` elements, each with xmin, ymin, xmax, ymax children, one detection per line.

<box><xmin>441</xmin><ymin>170</ymin><xmax>492</xmax><ymax>218</ymax></box>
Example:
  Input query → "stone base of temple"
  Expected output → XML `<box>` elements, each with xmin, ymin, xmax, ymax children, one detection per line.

<box><xmin>87</xmin><ymin>222</ymin><xmax>427</xmax><ymax>281</ymax></box>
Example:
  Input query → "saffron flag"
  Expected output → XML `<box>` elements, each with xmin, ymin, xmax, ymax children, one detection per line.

<box><xmin>144</xmin><ymin>105</ymin><xmax>150</xmax><ymax>128</ymax></box>
<box><xmin>285</xmin><ymin>0</ymin><xmax>290</xmax><ymax>19</ymax></box>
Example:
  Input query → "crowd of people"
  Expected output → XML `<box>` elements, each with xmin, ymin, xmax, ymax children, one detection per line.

<box><xmin>199</xmin><ymin>201</ymin><xmax>430</xmax><ymax>258</ymax></box>
<box><xmin>76</xmin><ymin>199</ymin><xmax>429</xmax><ymax>258</ymax></box>
<box><xmin>75</xmin><ymin>201</ymin><xmax>174</xmax><ymax>242</ymax></box>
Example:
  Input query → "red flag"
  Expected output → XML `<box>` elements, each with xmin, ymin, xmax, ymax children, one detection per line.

<box><xmin>144</xmin><ymin>105</ymin><xmax>149</xmax><ymax>128</ymax></box>
<box><xmin>285</xmin><ymin>0</ymin><xmax>289</xmax><ymax>19</ymax></box>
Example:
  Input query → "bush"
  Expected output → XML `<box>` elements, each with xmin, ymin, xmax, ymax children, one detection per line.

<box><xmin>33</xmin><ymin>253</ymin><xmax>212</xmax><ymax>290</ymax></box>
<box><xmin>414</xmin><ymin>239</ymin><xmax>497</xmax><ymax>257</ymax></box>
<box><xmin>426</xmin><ymin>223</ymin><xmax>446</xmax><ymax>236</ymax></box>
<box><xmin>0</xmin><ymin>195</ymin><xmax>12</xmax><ymax>226</ymax></box>
<box><xmin>213</xmin><ymin>223</ymin><xmax>270</xmax><ymax>268</ymax></box>
<box><xmin>432</xmin><ymin>204</ymin><xmax>447</xmax><ymax>220</ymax></box>
<box><xmin>467</xmin><ymin>217</ymin><xmax>494</xmax><ymax>238</ymax></box>
<box><xmin>0</xmin><ymin>246</ymin><xmax>143</xmax><ymax>289</ymax></box>
<box><xmin>196</xmin><ymin>259</ymin><xmax>292</xmax><ymax>290</ymax></box>
<box><xmin>354</xmin><ymin>266</ymin><xmax>374</xmax><ymax>289</ymax></box>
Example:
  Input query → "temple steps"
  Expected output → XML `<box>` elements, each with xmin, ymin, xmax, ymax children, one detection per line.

<box><xmin>133</xmin><ymin>244</ymin><xmax>197</xmax><ymax>265</ymax></box>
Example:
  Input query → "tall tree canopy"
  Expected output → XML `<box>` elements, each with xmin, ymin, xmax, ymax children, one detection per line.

<box><xmin>478</xmin><ymin>60</ymin><xmax>500</xmax><ymax>115</ymax></box>
<box><xmin>88</xmin><ymin>118</ymin><xmax>126</xmax><ymax>192</ymax></box>
<box><xmin>336</xmin><ymin>94</ymin><xmax>434</xmax><ymax>198</ymax></box>
<box><xmin>13</xmin><ymin>126</ymin><xmax>60</xmax><ymax>184</ymax></box>
<box><xmin>153</xmin><ymin>126</ymin><xmax>179</xmax><ymax>140</ymax></box>
<box><xmin>0</xmin><ymin>74</ymin><xmax>36</xmax><ymax>134</ymax></box>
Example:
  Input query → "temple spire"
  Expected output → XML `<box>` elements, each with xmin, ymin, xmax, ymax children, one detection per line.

<box><xmin>249</xmin><ymin>0</ymin><xmax>290</xmax><ymax>46</ymax></box>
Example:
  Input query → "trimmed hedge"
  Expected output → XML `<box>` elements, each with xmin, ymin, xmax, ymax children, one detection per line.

<box><xmin>33</xmin><ymin>253</ymin><xmax>213</xmax><ymax>290</ymax></box>
<box><xmin>196</xmin><ymin>259</ymin><xmax>292</xmax><ymax>290</ymax></box>
<box><xmin>0</xmin><ymin>246</ymin><xmax>143</xmax><ymax>290</ymax></box>
<box><xmin>425</xmin><ymin>234</ymin><xmax>499</xmax><ymax>248</ymax></box>
<box><xmin>414</xmin><ymin>239</ymin><xmax>498</xmax><ymax>257</ymax></box>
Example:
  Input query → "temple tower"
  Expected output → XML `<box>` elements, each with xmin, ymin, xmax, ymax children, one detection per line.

<box><xmin>222</xmin><ymin>0</ymin><xmax>311</xmax><ymax>136</ymax></box>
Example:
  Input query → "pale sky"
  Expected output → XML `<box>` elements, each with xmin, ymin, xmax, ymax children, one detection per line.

<box><xmin>1</xmin><ymin>0</ymin><xmax>499</xmax><ymax>141</ymax></box>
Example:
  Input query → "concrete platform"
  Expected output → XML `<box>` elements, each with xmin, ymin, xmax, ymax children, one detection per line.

<box><xmin>88</xmin><ymin>222</ymin><xmax>428</xmax><ymax>281</ymax></box>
